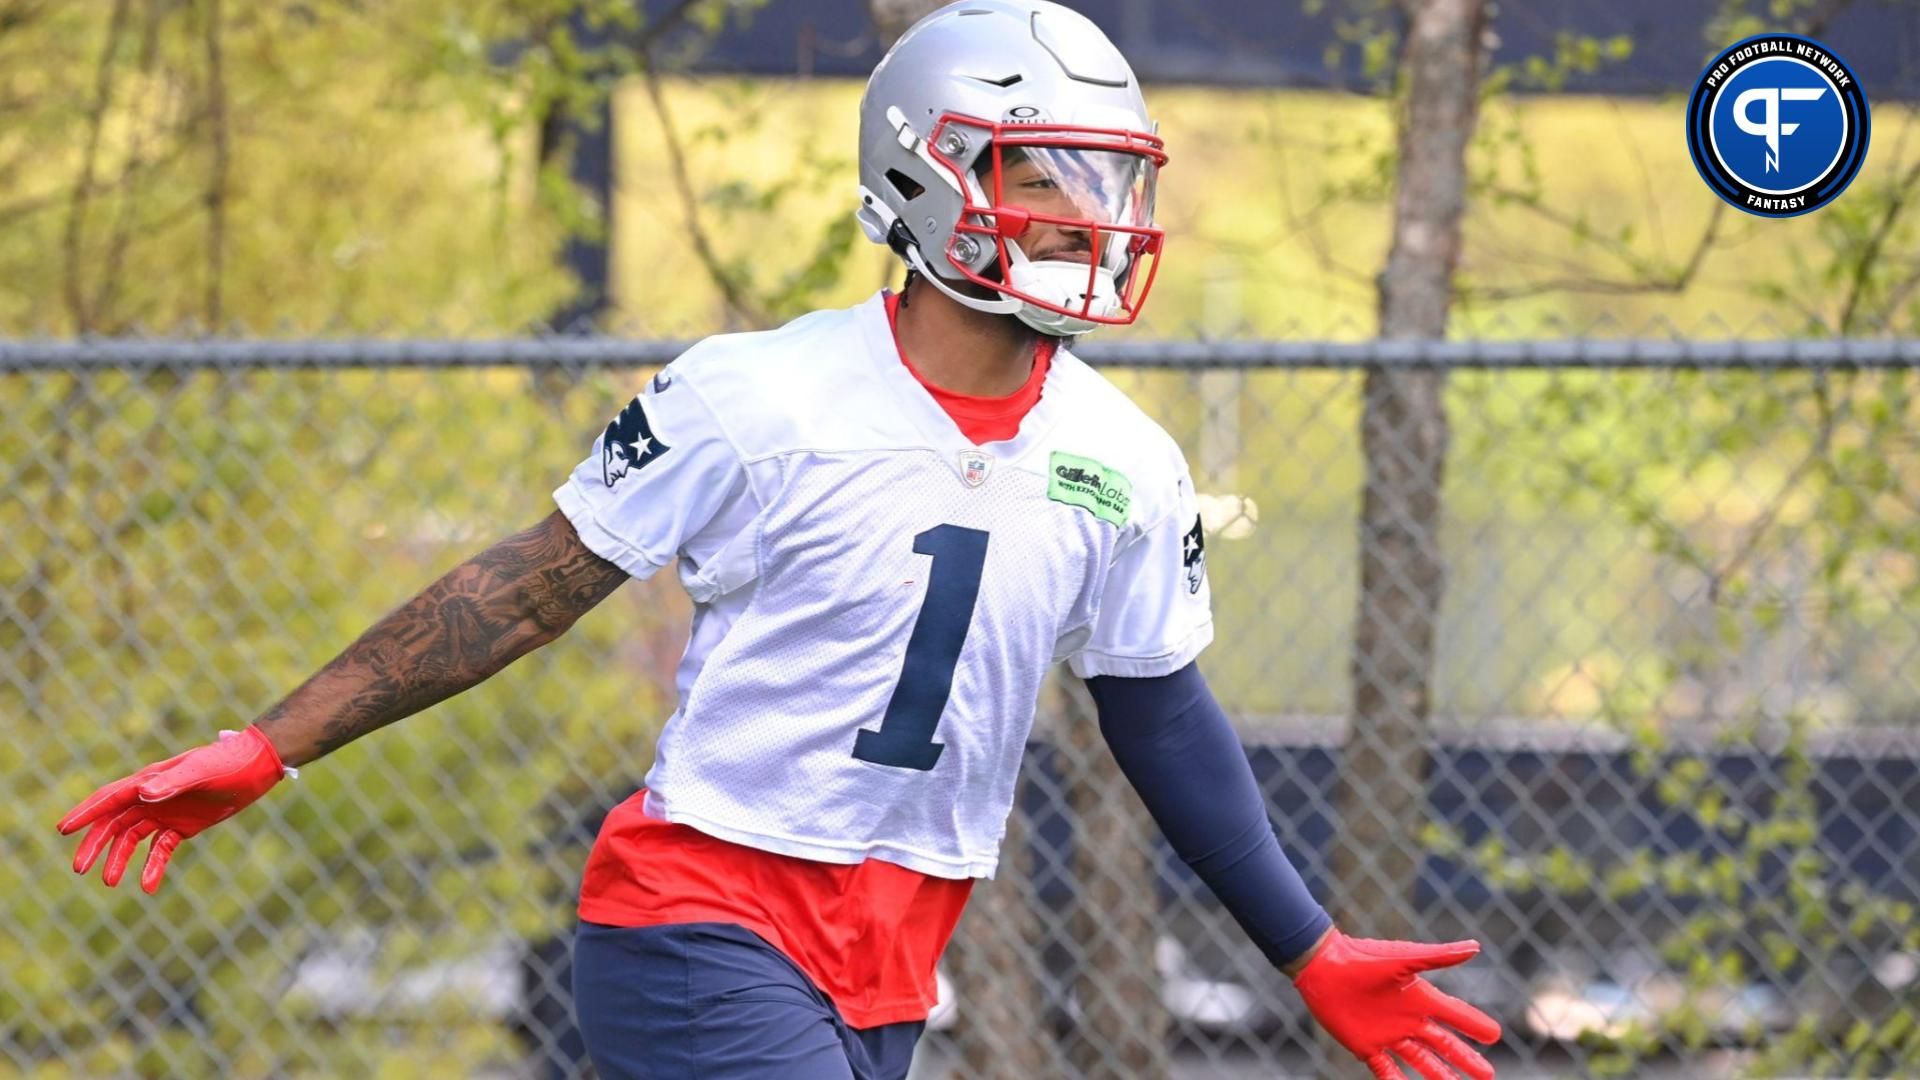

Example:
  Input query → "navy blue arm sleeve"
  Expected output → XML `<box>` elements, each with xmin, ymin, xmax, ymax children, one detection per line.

<box><xmin>1086</xmin><ymin>663</ymin><xmax>1332</xmax><ymax>969</ymax></box>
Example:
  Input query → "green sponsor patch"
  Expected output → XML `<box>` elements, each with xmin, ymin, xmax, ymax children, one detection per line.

<box><xmin>1047</xmin><ymin>451</ymin><xmax>1132</xmax><ymax>527</ymax></box>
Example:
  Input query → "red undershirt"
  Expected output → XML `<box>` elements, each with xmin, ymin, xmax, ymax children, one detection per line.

<box><xmin>884</xmin><ymin>289</ymin><xmax>1057</xmax><ymax>442</ymax></box>
<box><xmin>575</xmin><ymin>291</ymin><xmax>1055</xmax><ymax>1029</ymax></box>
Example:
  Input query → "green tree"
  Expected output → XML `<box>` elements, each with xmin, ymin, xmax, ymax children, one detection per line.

<box><xmin>1296</xmin><ymin>1</ymin><xmax>1920</xmax><ymax>1075</ymax></box>
<box><xmin>0</xmin><ymin>3</ymin><xmax>743</xmax><ymax>1075</ymax></box>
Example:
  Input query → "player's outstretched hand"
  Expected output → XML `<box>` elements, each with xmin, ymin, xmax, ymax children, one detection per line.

<box><xmin>1292</xmin><ymin>927</ymin><xmax>1502</xmax><ymax>1080</ymax></box>
<box><xmin>57</xmin><ymin>726</ymin><xmax>289</xmax><ymax>894</ymax></box>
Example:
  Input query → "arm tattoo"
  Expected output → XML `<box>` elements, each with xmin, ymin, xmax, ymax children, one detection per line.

<box><xmin>256</xmin><ymin>511</ymin><xmax>627</xmax><ymax>764</ymax></box>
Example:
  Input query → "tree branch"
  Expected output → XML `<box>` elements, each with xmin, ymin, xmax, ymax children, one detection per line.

<box><xmin>0</xmin><ymin>145</ymin><xmax>190</xmax><ymax>232</ymax></box>
<box><xmin>1468</xmin><ymin>196</ymin><xmax>1727</xmax><ymax>302</ymax></box>
<box><xmin>637</xmin><ymin>61</ymin><xmax>768</xmax><ymax>329</ymax></box>
<box><xmin>1836</xmin><ymin>156</ymin><xmax>1920</xmax><ymax>334</ymax></box>
<box><xmin>202</xmin><ymin>0</ymin><xmax>230</xmax><ymax>328</ymax></box>
<box><xmin>1705</xmin><ymin>373</ymin><xmax>1842</xmax><ymax>605</ymax></box>
<box><xmin>1872</xmin><ymin>256</ymin><xmax>1920</xmax><ymax>320</ymax></box>
<box><xmin>64</xmin><ymin>0</ymin><xmax>131</xmax><ymax>333</ymax></box>
<box><xmin>630</xmin><ymin>0</ymin><xmax>710</xmax><ymax>53</ymax></box>
<box><xmin>1272</xmin><ymin>157</ymin><xmax>1382</xmax><ymax>291</ymax></box>
<box><xmin>92</xmin><ymin>0</ymin><xmax>173</xmax><ymax>331</ymax></box>
<box><xmin>0</xmin><ymin>0</ymin><xmax>49</xmax><ymax>39</ymax></box>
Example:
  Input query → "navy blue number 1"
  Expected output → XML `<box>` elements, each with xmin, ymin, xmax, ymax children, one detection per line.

<box><xmin>852</xmin><ymin>525</ymin><xmax>990</xmax><ymax>770</ymax></box>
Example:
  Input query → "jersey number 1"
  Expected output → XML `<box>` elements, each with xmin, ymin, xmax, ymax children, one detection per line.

<box><xmin>852</xmin><ymin>525</ymin><xmax>989</xmax><ymax>771</ymax></box>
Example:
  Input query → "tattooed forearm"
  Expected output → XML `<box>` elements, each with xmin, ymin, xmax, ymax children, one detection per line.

<box><xmin>254</xmin><ymin>511</ymin><xmax>627</xmax><ymax>766</ymax></box>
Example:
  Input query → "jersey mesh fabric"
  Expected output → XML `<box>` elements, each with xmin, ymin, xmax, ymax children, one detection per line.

<box><xmin>560</xmin><ymin>292</ymin><xmax>1211</xmax><ymax>1025</ymax></box>
<box><xmin>643</xmin><ymin>443</ymin><xmax>1104</xmax><ymax>875</ymax></box>
<box><xmin>573</xmin><ymin>295</ymin><xmax>1055</xmax><ymax>1028</ymax></box>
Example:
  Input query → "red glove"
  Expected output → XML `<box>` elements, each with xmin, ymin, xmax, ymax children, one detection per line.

<box><xmin>1294</xmin><ymin>927</ymin><xmax>1503</xmax><ymax>1080</ymax></box>
<box><xmin>57</xmin><ymin>726</ymin><xmax>291</xmax><ymax>894</ymax></box>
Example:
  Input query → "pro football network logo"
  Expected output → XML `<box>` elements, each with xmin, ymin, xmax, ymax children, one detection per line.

<box><xmin>1687</xmin><ymin>33</ymin><xmax>1869</xmax><ymax>218</ymax></box>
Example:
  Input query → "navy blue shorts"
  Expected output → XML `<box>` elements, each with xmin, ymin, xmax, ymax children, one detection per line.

<box><xmin>571</xmin><ymin>921</ymin><xmax>924</xmax><ymax>1080</ymax></box>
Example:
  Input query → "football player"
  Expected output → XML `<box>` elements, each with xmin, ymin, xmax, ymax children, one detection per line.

<box><xmin>58</xmin><ymin>3</ymin><xmax>1501</xmax><ymax>1077</ymax></box>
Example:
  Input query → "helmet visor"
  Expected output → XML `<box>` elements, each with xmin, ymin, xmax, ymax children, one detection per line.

<box><xmin>998</xmin><ymin>144</ymin><xmax>1158</xmax><ymax>230</ymax></box>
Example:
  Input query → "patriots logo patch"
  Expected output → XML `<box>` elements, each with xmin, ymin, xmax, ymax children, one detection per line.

<box><xmin>1182</xmin><ymin>514</ymin><xmax>1206</xmax><ymax>594</ymax></box>
<box><xmin>601</xmin><ymin>397</ymin><xmax>669</xmax><ymax>487</ymax></box>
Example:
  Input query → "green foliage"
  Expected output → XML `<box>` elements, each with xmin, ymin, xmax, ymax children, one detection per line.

<box><xmin>1293</xmin><ymin>4</ymin><xmax>1920</xmax><ymax>1073</ymax></box>
<box><xmin>0</xmin><ymin>2</ymin><xmax>749</xmax><ymax>1075</ymax></box>
<box><xmin>2</xmin><ymin>364</ymin><xmax>694</xmax><ymax>1076</ymax></box>
<box><xmin>1311</xmin><ymin>0</ymin><xmax>1402</xmax><ymax>94</ymax></box>
<box><xmin>1707</xmin><ymin>0</ymin><xmax>1835</xmax><ymax>46</ymax></box>
<box><xmin>0</xmin><ymin>3</ymin><xmax>594</xmax><ymax>335</ymax></box>
<box><xmin>1437</xmin><ymin>710</ymin><xmax>1920</xmax><ymax>1076</ymax></box>
<box><xmin>1498</xmin><ymin>33</ymin><xmax>1636</xmax><ymax>95</ymax></box>
<box><xmin>1432</xmin><ymin>366</ymin><xmax>1920</xmax><ymax>1074</ymax></box>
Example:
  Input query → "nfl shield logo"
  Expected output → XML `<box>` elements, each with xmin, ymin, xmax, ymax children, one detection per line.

<box><xmin>958</xmin><ymin>450</ymin><xmax>992</xmax><ymax>488</ymax></box>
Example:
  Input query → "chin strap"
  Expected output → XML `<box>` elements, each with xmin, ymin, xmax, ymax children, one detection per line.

<box><xmin>903</xmin><ymin>243</ymin><xmax>1023</xmax><ymax>316</ymax></box>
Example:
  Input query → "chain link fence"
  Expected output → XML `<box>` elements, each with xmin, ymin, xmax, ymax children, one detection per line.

<box><xmin>4</xmin><ymin>335</ymin><xmax>1918</xmax><ymax>1079</ymax></box>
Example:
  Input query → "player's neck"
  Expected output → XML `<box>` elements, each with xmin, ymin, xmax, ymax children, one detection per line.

<box><xmin>893</xmin><ymin>276</ymin><xmax>1039</xmax><ymax>397</ymax></box>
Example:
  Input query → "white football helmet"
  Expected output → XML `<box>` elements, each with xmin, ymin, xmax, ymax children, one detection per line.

<box><xmin>856</xmin><ymin>0</ymin><xmax>1166</xmax><ymax>336</ymax></box>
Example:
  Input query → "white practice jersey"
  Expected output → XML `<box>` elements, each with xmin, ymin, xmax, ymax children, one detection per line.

<box><xmin>554</xmin><ymin>292</ymin><xmax>1212</xmax><ymax>878</ymax></box>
